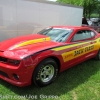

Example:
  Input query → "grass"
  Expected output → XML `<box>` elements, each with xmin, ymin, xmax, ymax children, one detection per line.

<box><xmin>0</xmin><ymin>59</ymin><xmax>100</xmax><ymax>100</ymax></box>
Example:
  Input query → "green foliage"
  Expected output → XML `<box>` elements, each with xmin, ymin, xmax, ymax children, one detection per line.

<box><xmin>0</xmin><ymin>60</ymin><xmax>100</xmax><ymax>100</ymax></box>
<box><xmin>96</xmin><ymin>2</ymin><xmax>100</xmax><ymax>18</ymax></box>
<box><xmin>57</xmin><ymin>0</ymin><xmax>84</xmax><ymax>6</ymax></box>
<box><xmin>83</xmin><ymin>0</ymin><xmax>97</xmax><ymax>18</ymax></box>
<box><xmin>57</xmin><ymin>0</ymin><xmax>100</xmax><ymax>18</ymax></box>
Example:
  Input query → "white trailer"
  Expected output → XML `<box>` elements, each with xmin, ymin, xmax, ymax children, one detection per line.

<box><xmin>0</xmin><ymin>0</ymin><xmax>83</xmax><ymax>41</ymax></box>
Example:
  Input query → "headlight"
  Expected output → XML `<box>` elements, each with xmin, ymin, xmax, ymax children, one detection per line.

<box><xmin>0</xmin><ymin>56</ymin><xmax>20</xmax><ymax>66</ymax></box>
<box><xmin>8</xmin><ymin>59</ymin><xmax>20</xmax><ymax>66</ymax></box>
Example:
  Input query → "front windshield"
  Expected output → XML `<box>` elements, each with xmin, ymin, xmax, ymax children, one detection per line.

<box><xmin>38</xmin><ymin>27</ymin><xmax>73</xmax><ymax>42</ymax></box>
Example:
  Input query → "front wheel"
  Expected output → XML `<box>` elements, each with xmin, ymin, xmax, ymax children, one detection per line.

<box><xmin>32</xmin><ymin>58</ymin><xmax>58</xmax><ymax>87</ymax></box>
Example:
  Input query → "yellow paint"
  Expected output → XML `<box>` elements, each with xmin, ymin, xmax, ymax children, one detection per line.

<box><xmin>14</xmin><ymin>37</ymin><xmax>50</xmax><ymax>48</ymax></box>
<box><xmin>52</xmin><ymin>41</ymin><xmax>90</xmax><ymax>51</ymax></box>
<box><xmin>61</xmin><ymin>43</ymin><xmax>98</xmax><ymax>62</ymax></box>
<box><xmin>52</xmin><ymin>39</ymin><xmax>100</xmax><ymax>62</ymax></box>
<box><xmin>62</xmin><ymin>52</ymin><xmax>74</xmax><ymax>62</ymax></box>
<box><xmin>61</xmin><ymin>44</ymin><xmax>98</xmax><ymax>62</ymax></box>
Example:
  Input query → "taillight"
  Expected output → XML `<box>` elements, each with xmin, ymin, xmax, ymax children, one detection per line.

<box><xmin>8</xmin><ymin>59</ymin><xmax>20</xmax><ymax>66</ymax></box>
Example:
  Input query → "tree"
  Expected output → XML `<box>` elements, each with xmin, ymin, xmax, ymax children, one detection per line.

<box><xmin>96</xmin><ymin>1</ymin><xmax>100</xmax><ymax>19</ymax></box>
<box><xmin>83</xmin><ymin>0</ymin><xmax>98</xmax><ymax>18</ymax></box>
<box><xmin>57</xmin><ymin>0</ymin><xmax>98</xmax><ymax>18</ymax></box>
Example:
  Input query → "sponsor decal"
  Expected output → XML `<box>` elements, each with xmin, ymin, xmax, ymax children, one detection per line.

<box><xmin>52</xmin><ymin>40</ymin><xmax>98</xmax><ymax>62</ymax></box>
<box><xmin>62</xmin><ymin>45</ymin><xmax>95</xmax><ymax>62</ymax></box>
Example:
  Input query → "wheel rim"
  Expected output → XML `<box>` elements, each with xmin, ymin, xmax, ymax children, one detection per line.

<box><xmin>40</xmin><ymin>64</ymin><xmax>55</xmax><ymax>83</ymax></box>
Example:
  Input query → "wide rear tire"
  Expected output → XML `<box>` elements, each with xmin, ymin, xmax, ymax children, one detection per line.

<box><xmin>95</xmin><ymin>50</ymin><xmax>100</xmax><ymax>60</ymax></box>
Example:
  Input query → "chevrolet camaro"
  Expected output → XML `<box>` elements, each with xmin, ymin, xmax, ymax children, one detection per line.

<box><xmin>0</xmin><ymin>26</ymin><xmax>100</xmax><ymax>87</ymax></box>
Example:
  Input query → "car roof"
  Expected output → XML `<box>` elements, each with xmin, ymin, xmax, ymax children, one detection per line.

<box><xmin>51</xmin><ymin>25</ymin><xmax>92</xmax><ymax>30</ymax></box>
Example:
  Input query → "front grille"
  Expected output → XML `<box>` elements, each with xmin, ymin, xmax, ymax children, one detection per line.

<box><xmin>0</xmin><ymin>56</ymin><xmax>8</xmax><ymax>63</ymax></box>
<box><xmin>0</xmin><ymin>70</ymin><xmax>9</xmax><ymax>78</ymax></box>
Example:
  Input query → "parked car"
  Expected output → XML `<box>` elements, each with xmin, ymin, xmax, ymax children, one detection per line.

<box><xmin>83</xmin><ymin>17</ymin><xmax>100</xmax><ymax>32</ymax></box>
<box><xmin>90</xmin><ymin>18</ymin><xmax>99</xmax><ymax>23</ymax></box>
<box><xmin>0</xmin><ymin>26</ymin><xmax>100</xmax><ymax>87</ymax></box>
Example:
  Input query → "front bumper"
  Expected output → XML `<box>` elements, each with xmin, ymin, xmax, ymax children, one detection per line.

<box><xmin>0</xmin><ymin>62</ymin><xmax>33</xmax><ymax>87</ymax></box>
<box><xmin>0</xmin><ymin>75</ymin><xmax>30</xmax><ymax>87</ymax></box>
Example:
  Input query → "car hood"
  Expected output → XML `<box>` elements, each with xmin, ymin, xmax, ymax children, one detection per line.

<box><xmin>0</xmin><ymin>34</ymin><xmax>62</xmax><ymax>59</ymax></box>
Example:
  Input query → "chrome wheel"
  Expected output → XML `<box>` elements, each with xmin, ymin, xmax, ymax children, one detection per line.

<box><xmin>40</xmin><ymin>64</ymin><xmax>54</xmax><ymax>82</ymax></box>
<box><xmin>33</xmin><ymin>58</ymin><xmax>58</xmax><ymax>87</ymax></box>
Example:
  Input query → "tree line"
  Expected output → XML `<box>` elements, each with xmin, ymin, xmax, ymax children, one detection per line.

<box><xmin>57</xmin><ymin>0</ymin><xmax>100</xmax><ymax>19</ymax></box>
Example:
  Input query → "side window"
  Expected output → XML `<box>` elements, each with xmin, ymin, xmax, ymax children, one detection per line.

<box><xmin>91</xmin><ymin>31</ymin><xmax>95</xmax><ymax>37</ymax></box>
<box><xmin>72</xmin><ymin>30</ymin><xmax>96</xmax><ymax>41</ymax></box>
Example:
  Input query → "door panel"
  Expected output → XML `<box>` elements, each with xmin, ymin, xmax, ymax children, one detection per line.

<box><xmin>60</xmin><ymin>40</ymin><xmax>98</xmax><ymax>70</ymax></box>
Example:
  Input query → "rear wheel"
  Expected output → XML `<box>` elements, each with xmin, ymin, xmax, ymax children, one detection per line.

<box><xmin>95</xmin><ymin>50</ymin><xmax>100</xmax><ymax>60</ymax></box>
<box><xmin>33</xmin><ymin>58</ymin><xmax>58</xmax><ymax>87</ymax></box>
